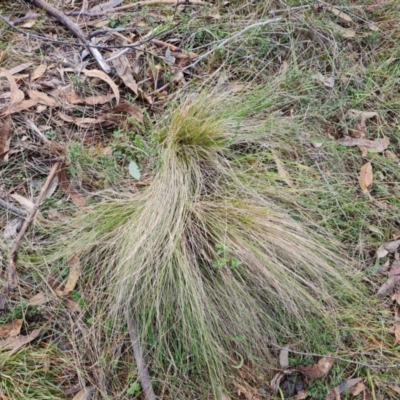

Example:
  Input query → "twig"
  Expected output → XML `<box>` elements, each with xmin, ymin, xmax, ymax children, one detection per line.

<box><xmin>126</xmin><ymin>311</ymin><xmax>158</xmax><ymax>400</ymax></box>
<box><xmin>0</xmin><ymin>198</ymin><xmax>28</xmax><ymax>218</ymax></box>
<box><xmin>269</xmin><ymin>341</ymin><xmax>400</xmax><ymax>370</ymax></box>
<box><xmin>67</xmin><ymin>0</ymin><xmax>208</xmax><ymax>17</ymax></box>
<box><xmin>28</xmin><ymin>0</ymin><xmax>113</xmax><ymax>74</ymax></box>
<box><xmin>182</xmin><ymin>17</ymin><xmax>282</xmax><ymax>72</ymax></box>
<box><xmin>0</xmin><ymin>162</ymin><xmax>60</xmax><ymax>310</ymax></box>
<box><xmin>0</xmin><ymin>14</ymin><xmax>179</xmax><ymax>51</ymax></box>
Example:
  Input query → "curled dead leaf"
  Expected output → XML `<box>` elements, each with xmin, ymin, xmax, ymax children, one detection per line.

<box><xmin>297</xmin><ymin>357</ymin><xmax>334</xmax><ymax>379</ymax></box>
<box><xmin>376</xmin><ymin>239</ymin><xmax>400</xmax><ymax>259</ymax></box>
<box><xmin>58</xmin><ymin>112</ymin><xmax>111</xmax><ymax>127</ymax></box>
<box><xmin>111</xmin><ymin>55</ymin><xmax>138</xmax><ymax>95</ymax></box>
<box><xmin>56</xmin><ymin>255</ymin><xmax>81</xmax><ymax>297</ymax></box>
<box><xmin>0</xmin><ymin>328</ymin><xmax>42</xmax><ymax>354</ymax></box>
<box><xmin>338</xmin><ymin>137</ymin><xmax>389</xmax><ymax>156</ymax></box>
<box><xmin>83</xmin><ymin>69</ymin><xmax>120</xmax><ymax>105</ymax></box>
<box><xmin>325</xmin><ymin>378</ymin><xmax>363</xmax><ymax>400</ymax></box>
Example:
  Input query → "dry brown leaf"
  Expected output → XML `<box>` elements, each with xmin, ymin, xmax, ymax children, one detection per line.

<box><xmin>58</xmin><ymin>112</ymin><xmax>108</xmax><ymax>127</ymax></box>
<box><xmin>376</xmin><ymin>239</ymin><xmax>400</xmax><ymax>259</ymax></box>
<box><xmin>72</xmin><ymin>386</ymin><xmax>94</xmax><ymax>400</ymax></box>
<box><xmin>359</xmin><ymin>162</ymin><xmax>373</xmax><ymax>193</ymax></box>
<box><xmin>297</xmin><ymin>357</ymin><xmax>334</xmax><ymax>379</ymax></box>
<box><xmin>47</xmin><ymin>209</ymin><xmax>69</xmax><ymax>221</ymax></box>
<box><xmin>0</xmin><ymin>69</ymin><xmax>25</xmax><ymax>105</ymax></box>
<box><xmin>65</xmin><ymin>91</ymin><xmax>115</xmax><ymax>106</ymax></box>
<box><xmin>0</xmin><ymin>117</ymin><xmax>11</xmax><ymax>159</ymax></box>
<box><xmin>4</xmin><ymin>99</ymin><xmax>37</xmax><ymax>115</ymax></box>
<box><xmin>328</xmin><ymin>6</ymin><xmax>353</xmax><ymax>23</ymax></box>
<box><xmin>8</xmin><ymin>63</ymin><xmax>33</xmax><ymax>75</ymax></box>
<box><xmin>31</xmin><ymin>64</ymin><xmax>47</xmax><ymax>81</ymax></box>
<box><xmin>0</xmin><ymin>393</ymin><xmax>10</xmax><ymax>400</ymax></box>
<box><xmin>0</xmin><ymin>328</ymin><xmax>42</xmax><ymax>353</ymax></box>
<box><xmin>83</xmin><ymin>69</ymin><xmax>120</xmax><ymax>105</ymax></box>
<box><xmin>342</xmin><ymin>29</ymin><xmax>356</xmax><ymax>38</ymax></box>
<box><xmin>338</xmin><ymin>137</ymin><xmax>389</xmax><ymax>156</ymax></box>
<box><xmin>349</xmin><ymin>382</ymin><xmax>366</xmax><ymax>396</ymax></box>
<box><xmin>313</xmin><ymin>72</ymin><xmax>335</xmax><ymax>88</ymax></box>
<box><xmin>279</xmin><ymin>345</ymin><xmax>290</xmax><ymax>369</ymax></box>
<box><xmin>28</xmin><ymin>90</ymin><xmax>58</xmax><ymax>107</ymax></box>
<box><xmin>272</xmin><ymin>152</ymin><xmax>294</xmax><ymax>187</ymax></box>
<box><xmin>64</xmin><ymin>298</ymin><xmax>82</xmax><ymax>313</ymax></box>
<box><xmin>28</xmin><ymin>292</ymin><xmax>49</xmax><ymax>306</ymax></box>
<box><xmin>110</xmin><ymin>102</ymin><xmax>144</xmax><ymax>124</ymax></box>
<box><xmin>325</xmin><ymin>378</ymin><xmax>363</xmax><ymax>400</ymax></box>
<box><xmin>56</xmin><ymin>255</ymin><xmax>81</xmax><ymax>297</ymax></box>
<box><xmin>0</xmin><ymin>319</ymin><xmax>22</xmax><ymax>339</ymax></box>
<box><xmin>394</xmin><ymin>306</ymin><xmax>400</xmax><ymax>344</ymax></box>
<box><xmin>348</xmin><ymin>110</ymin><xmax>378</xmax><ymax>121</ymax></box>
<box><xmin>58</xmin><ymin>167</ymin><xmax>87</xmax><ymax>208</ymax></box>
<box><xmin>377</xmin><ymin>275</ymin><xmax>400</xmax><ymax>298</ymax></box>
<box><xmin>111</xmin><ymin>55</ymin><xmax>138</xmax><ymax>96</ymax></box>
<box><xmin>9</xmin><ymin>193</ymin><xmax>35</xmax><ymax>212</ymax></box>
<box><xmin>352</xmin><ymin>121</ymin><xmax>366</xmax><ymax>139</ymax></box>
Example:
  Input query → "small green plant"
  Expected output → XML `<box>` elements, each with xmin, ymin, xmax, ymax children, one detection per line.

<box><xmin>127</xmin><ymin>382</ymin><xmax>141</xmax><ymax>396</ymax></box>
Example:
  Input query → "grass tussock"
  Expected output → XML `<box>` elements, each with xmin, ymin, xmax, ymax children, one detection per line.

<box><xmin>42</xmin><ymin>91</ymin><xmax>367</xmax><ymax>398</ymax></box>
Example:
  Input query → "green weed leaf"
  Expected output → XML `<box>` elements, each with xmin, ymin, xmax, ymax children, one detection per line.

<box><xmin>129</xmin><ymin>161</ymin><xmax>141</xmax><ymax>179</ymax></box>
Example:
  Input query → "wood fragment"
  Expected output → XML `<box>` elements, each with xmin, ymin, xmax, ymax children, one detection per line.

<box><xmin>0</xmin><ymin>163</ymin><xmax>60</xmax><ymax>310</ymax></box>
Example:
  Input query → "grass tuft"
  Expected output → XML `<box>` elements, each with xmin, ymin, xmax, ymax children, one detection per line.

<box><xmin>41</xmin><ymin>90</ymin><xmax>368</xmax><ymax>398</ymax></box>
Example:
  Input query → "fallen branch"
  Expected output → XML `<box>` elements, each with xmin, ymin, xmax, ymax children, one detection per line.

<box><xmin>0</xmin><ymin>13</ymin><xmax>178</xmax><ymax>51</ymax></box>
<box><xmin>28</xmin><ymin>0</ymin><xmax>113</xmax><ymax>74</ymax></box>
<box><xmin>126</xmin><ymin>311</ymin><xmax>157</xmax><ymax>400</ymax></box>
<box><xmin>67</xmin><ymin>0</ymin><xmax>208</xmax><ymax>17</ymax></box>
<box><xmin>0</xmin><ymin>162</ymin><xmax>60</xmax><ymax>310</ymax></box>
<box><xmin>182</xmin><ymin>17</ymin><xmax>282</xmax><ymax>72</ymax></box>
<box><xmin>0</xmin><ymin>198</ymin><xmax>28</xmax><ymax>218</ymax></box>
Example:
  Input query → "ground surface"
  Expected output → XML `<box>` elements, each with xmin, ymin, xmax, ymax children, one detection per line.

<box><xmin>0</xmin><ymin>0</ymin><xmax>400</xmax><ymax>399</ymax></box>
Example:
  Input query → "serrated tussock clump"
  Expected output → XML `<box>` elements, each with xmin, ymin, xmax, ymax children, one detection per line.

<box><xmin>49</xmin><ymin>91</ymin><xmax>364</xmax><ymax>398</ymax></box>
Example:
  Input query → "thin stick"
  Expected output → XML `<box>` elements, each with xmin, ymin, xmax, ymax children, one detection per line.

<box><xmin>126</xmin><ymin>311</ymin><xmax>157</xmax><ymax>400</ymax></box>
<box><xmin>0</xmin><ymin>162</ymin><xmax>60</xmax><ymax>310</ymax></box>
<box><xmin>0</xmin><ymin>199</ymin><xmax>28</xmax><ymax>218</ymax></box>
<box><xmin>29</xmin><ymin>0</ymin><xmax>113</xmax><ymax>74</ymax></box>
<box><xmin>269</xmin><ymin>341</ymin><xmax>400</xmax><ymax>370</ymax></box>
<box><xmin>182</xmin><ymin>17</ymin><xmax>282</xmax><ymax>72</ymax></box>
